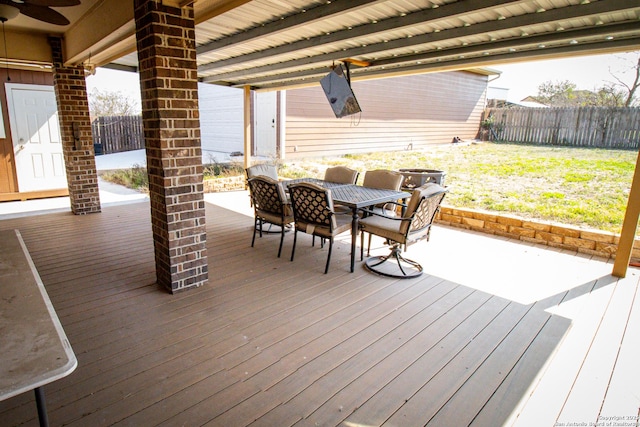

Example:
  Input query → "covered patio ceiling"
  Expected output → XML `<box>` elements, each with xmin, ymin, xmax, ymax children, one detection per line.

<box><xmin>4</xmin><ymin>0</ymin><xmax>640</xmax><ymax>91</ymax></box>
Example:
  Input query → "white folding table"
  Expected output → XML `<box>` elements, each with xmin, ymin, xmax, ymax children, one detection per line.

<box><xmin>0</xmin><ymin>229</ymin><xmax>77</xmax><ymax>427</ymax></box>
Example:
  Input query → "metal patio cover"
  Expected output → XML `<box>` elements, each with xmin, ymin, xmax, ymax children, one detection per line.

<box><xmin>4</xmin><ymin>0</ymin><xmax>640</xmax><ymax>90</ymax></box>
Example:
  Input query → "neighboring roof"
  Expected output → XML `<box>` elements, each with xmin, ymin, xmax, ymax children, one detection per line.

<box><xmin>512</xmin><ymin>99</ymin><xmax>549</xmax><ymax>108</ymax></box>
<box><xmin>521</xmin><ymin>96</ymin><xmax>542</xmax><ymax>102</ymax></box>
<box><xmin>5</xmin><ymin>0</ymin><xmax>640</xmax><ymax>91</ymax></box>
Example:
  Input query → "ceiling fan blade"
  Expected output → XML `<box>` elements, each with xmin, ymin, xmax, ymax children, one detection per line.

<box><xmin>16</xmin><ymin>0</ymin><xmax>81</xmax><ymax>7</ymax></box>
<box><xmin>15</xmin><ymin>3</ymin><xmax>70</xmax><ymax>25</ymax></box>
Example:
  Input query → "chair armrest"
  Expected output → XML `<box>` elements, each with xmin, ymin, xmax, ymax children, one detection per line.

<box><xmin>387</xmin><ymin>200</ymin><xmax>408</xmax><ymax>208</ymax></box>
<box><xmin>357</xmin><ymin>208</ymin><xmax>410</xmax><ymax>223</ymax></box>
<box><xmin>362</xmin><ymin>200</ymin><xmax>407</xmax><ymax>209</ymax></box>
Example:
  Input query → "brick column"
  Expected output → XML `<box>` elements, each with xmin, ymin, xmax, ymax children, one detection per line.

<box><xmin>49</xmin><ymin>37</ymin><xmax>101</xmax><ymax>215</ymax></box>
<box><xmin>134</xmin><ymin>0</ymin><xmax>208</xmax><ymax>293</ymax></box>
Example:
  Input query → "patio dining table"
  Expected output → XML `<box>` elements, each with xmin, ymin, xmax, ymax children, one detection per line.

<box><xmin>281</xmin><ymin>177</ymin><xmax>352</xmax><ymax>190</ymax></box>
<box><xmin>283</xmin><ymin>179</ymin><xmax>409</xmax><ymax>272</ymax></box>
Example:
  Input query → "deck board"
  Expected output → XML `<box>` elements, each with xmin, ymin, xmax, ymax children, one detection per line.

<box><xmin>556</xmin><ymin>275</ymin><xmax>639</xmax><ymax>425</ymax></box>
<box><xmin>342</xmin><ymin>293</ymin><xmax>505</xmax><ymax>426</ymax></box>
<box><xmin>432</xmin><ymin>295</ymin><xmax>566</xmax><ymax>427</ymax></box>
<box><xmin>0</xmin><ymin>197</ymin><xmax>637</xmax><ymax>427</ymax></box>
<box><xmin>470</xmin><ymin>313</ymin><xmax>572</xmax><ymax>427</ymax></box>
<box><xmin>382</xmin><ymin>300</ymin><xmax>534</xmax><ymax>426</ymax></box>
<box><xmin>241</xmin><ymin>280</ymin><xmax>458</xmax><ymax>426</ymax></box>
<box><xmin>599</xmin><ymin>275</ymin><xmax>640</xmax><ymax>420</ymax></box>
<box><xmin>511</xmin><ymin>276</ymin><xmax>618</xmax><ymax>426</ymax></box>
<box><xmin>279</xmin><ymin>284</ymin><xmax>478</xmax><ymax>427</ymax></box>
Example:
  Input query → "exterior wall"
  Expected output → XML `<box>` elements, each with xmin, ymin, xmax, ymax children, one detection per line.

<box><xmin>284</xmin><ymin>71</ymin><xmax>488</xmax><ymax>159</ymax></box>
<box><xmin>0</xmin><ymin>70</ymin><xmax>53</xmax><ymax>195</ymax></box>
<box><xmin>198</xmin><ymin>86</ymin><xmax>278</xmax><ymax>159</ymax></box>
<box><xmin>198</xmin><ymin>83</ymin><xmax>243</xmax><ymax>157</ymax></box>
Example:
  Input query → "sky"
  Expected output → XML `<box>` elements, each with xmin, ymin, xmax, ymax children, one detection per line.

<box><xmin>85</xmin><ymin>50</ymin><xmax>640</xmax><ymax>105</ymax></box>
<box><xmin>490</xmin><ymin>50</ymin><xmax>640</xmax><ymax>102</ymax></box>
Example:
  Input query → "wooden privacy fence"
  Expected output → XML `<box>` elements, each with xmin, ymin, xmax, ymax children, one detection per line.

<box><xmin>92</xmin><ymin>115</ymin><xmax>144</xmax><ymax>155</ymax></box>
<box><xmin>482</xmin><ymin>107</ymin><xmax>640</xmax><ymax>149</ymax></box>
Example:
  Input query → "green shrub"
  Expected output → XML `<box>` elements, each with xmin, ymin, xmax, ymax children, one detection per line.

<box><xmin>101</xmin><ymin>164</ymin><xmax>149</xmax><ymax>193</ymax></box>
<box><xmin>203</xmin><ymin>161</ymin><xmax>244</xmax><ymax>179</ymax></box>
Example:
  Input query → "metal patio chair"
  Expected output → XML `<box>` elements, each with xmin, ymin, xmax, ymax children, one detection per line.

<box><xmin>245</xmin><ymin>163</ymin><xmax>278</xmax><ymax>181</ymax></box>
<box><xmin>324</xmin><ymin>166</ymin><xmax>359</xmax><ymax>184</ymax></box>
<box><xmin>324</xmin><ymin>165</ymin><xmax>360</xmax><ymax>213</ymax></box>
<box><xmin>247</xmin><ymin>176</ymin><xmax>293</xmax><ymax>258</ymax></box>
<box><xmin>362</xmin><ymin>169</ymin><xmax>405</xmax><ymax>215</ymax></box>
<box><xmin>359</xmin><ymin>183</ymin><xmax>448</xmax><ymax>278</ymax></box>
<box><xmin>288</xmin><ymin>182</ymin><xmax>352</xmax><ymax>274</ymax></box>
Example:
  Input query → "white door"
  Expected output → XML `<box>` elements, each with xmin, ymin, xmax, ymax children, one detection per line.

<box><xmin>254</xmin><ymin>91</ymin><xmax>277</xmax><ymax>157</ymax></box>
<box><xmin>6</xmin><ymin>83</ymin><xmax>67</xmax><ymax>192</ymax></box>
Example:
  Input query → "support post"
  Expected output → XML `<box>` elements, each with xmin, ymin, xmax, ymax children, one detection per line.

<box><xmin>134</xmin><ymin>0</ymin><xmax>207</xmax><ymax>292</ymax></box>
<box><xmin>49</xmin><ymin>37</ymin><xmax>101</xmax><ymax>215</ymax></box>
<box><xmin>613</xmin><ymin>149</ymin><xmax>640</xmax><ymax>277</ymax></box>
<box><xmin>243</xmin><ymin>85</ymin><xmax>252</xmax><ymax>170</ymax></box>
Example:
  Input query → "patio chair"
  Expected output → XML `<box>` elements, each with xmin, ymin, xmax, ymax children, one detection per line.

<box><xmin>246</xmin><ymin>163</ymin><xmax>286</xmax><ymax>233</ymax></box>
<box><xmin>288</xmin><ymin>182</ymin><xmax>352</xmax><ymax>274</ymax></box>
<box><xmin>362</xmin><ymin>169</ymin><xmax>405</xmax><ymax>215</ymax></box>
<box><xmin>247</xmin><ymin>176</ymin><xmax>293</xmax><ymax>258</ymax></box>
<box><xmin>359</xmin><ymin>183</ymin><xmax>448</xmax><ymax>278</ymax></box>
<box><xmin>324</xmin><ymin>166</ymin><xmax>359</xmax><ymax>184</ymax></box>
<box><xmin>324</xmin><ymin>166</ymin><xmax>359</xmax><ymax>214</ymax></box>
<box><xmin>245</xmin><ymin>163</ymin><xmax>278</xmax><ymax>180</ymax></box>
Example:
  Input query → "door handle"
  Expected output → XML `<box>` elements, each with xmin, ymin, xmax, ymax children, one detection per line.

<box><xmin>16</xmin><ymin>138</ymin><xmax>26</xmax><ymax>153</ymax></box>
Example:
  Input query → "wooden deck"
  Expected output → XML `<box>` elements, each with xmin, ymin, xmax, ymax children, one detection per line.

<box><xmin>0</xmin><ymin>193</ymin><xmax>638</xmax><ymax>427</ymax></box>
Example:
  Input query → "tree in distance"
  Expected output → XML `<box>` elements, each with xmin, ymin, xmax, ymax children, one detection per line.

<box><xmin>535</xmin><ymin>52</ymin><xmax>639</xmax><ymax>107</ymax></box>
<box><xmin>88</xmin><ymin>88</ymin><xmax>141</xmax><ymax>119</ymax></box>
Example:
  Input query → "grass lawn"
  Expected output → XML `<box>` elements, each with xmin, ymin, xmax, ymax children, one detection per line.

<box><xmin>280</xmin><ymin>142</ymin><xmax>637</xmax><ymax>234</ymax></box>
<box><xmin>101</xmin><ymin>142</ymin><xmax>637</xmax><ymax>234</ymax></box>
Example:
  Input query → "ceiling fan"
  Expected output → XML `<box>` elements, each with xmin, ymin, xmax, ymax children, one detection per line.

<box><xmin>0</xmin><ymin>0</ymin><xmax>80</xmax><ymax>26</ymax></box>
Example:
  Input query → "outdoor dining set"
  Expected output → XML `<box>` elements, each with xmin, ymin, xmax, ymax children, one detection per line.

<box><xmin>246</xmin><ymin>164</ymin><xmax>448</xmax><ymax>279</ymax></box>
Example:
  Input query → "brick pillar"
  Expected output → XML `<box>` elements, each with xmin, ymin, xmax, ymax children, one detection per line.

<box><xmin>134</xmin><ymin>0</ymin><xmax>208</xmax><ymax>293</ymax></box>
<box><xmin>49</xmin><ymin>37</ymin><xmax>101</xmax><ymax>215</ymax></box>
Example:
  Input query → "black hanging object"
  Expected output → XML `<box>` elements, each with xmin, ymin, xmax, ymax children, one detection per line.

<box><xmin>1</xmin><ymin>18</ymin><xmax>10</xmax><ymax>81</ymax></box>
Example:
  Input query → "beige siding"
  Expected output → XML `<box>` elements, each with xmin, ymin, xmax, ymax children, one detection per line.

<box><xmin>285</xmin><ymin>71</ymin><xmax>487</xmax><ymax>158</ymax></box>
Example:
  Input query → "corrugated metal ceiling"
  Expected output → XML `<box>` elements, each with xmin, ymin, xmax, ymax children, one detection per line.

<box><xmin>109</xmin><ymin>0</ymin><xmax>640</xmax><ymax>91</ymax></box>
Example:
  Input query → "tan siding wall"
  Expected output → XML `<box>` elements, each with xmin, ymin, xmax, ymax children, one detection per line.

<box><xmin>285</xmin><ymin>71</ymin><xmax>487</xmax><ymax>158</ymax></box>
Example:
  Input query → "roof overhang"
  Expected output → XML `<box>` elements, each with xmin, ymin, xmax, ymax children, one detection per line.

<box><xmin>2</xmin><ymin>0</ymin><xmax>640</xmax><ymax>90</ymax></box>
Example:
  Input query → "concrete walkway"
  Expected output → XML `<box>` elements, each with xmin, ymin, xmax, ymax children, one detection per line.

<box><xmin>0</xmin><ymin>149</ymin><xmax>246</xmax><ymax>219</ymax></box>
<box><xmin>94</xmin><ymin>149</ymin><xmax>242</xmax><ymax>171</ymax></box>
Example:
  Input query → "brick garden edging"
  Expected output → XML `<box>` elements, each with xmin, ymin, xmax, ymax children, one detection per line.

<box><xmin>437</xmin><ymin>205</ymin><xmax>640</xmax><ymax>263</ymax></box>
<box><xmin>204</xmin><ymin>175</ymin><xmax>246</xmax><ymax>192</ymax></box>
